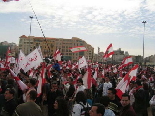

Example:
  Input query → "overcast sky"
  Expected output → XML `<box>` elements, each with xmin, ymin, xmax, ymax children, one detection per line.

<box><xmin>0</xmin><ymin>0</ymin><xmax>155</xmax><ymax>57</ymax></box>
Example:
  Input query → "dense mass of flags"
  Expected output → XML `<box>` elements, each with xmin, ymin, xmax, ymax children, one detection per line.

<box><xmin>0</xmin><ymin>43</ymin><xmax>141</xmax><ymax>99</ymax></box>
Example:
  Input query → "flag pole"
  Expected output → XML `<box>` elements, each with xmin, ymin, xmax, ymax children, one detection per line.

<box><xmin>28</xmin><ymin>0</ymin><xmax>51</xmax><ymax>56</ymax></box>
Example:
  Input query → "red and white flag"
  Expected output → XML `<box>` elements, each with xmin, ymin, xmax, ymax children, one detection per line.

<box><xmin>10</xmin><ymin>69</ymin><xmax>28</xmax><ymax>91</ymax></box>
<box><xmin>3</xmin><ymin>0</ymin><xmax>19</xmax><ymax>2</ymax></box>
<box><xmin>53</xmin><ymin>49</ymin><xmax>62</xmax><ymax>64</ymax></box>
<box><xmin>93</xmin><ymin>68</ymin><xmax>98</xmax><ymax>80</ymax></box>
<box><xmin>116</xmin><ymin>64</ymin><xmax>138</xmax><ymax>99</ymax></box>
<box><xmin>83</xmin><ymin>67</ymin><xmax>92</xmax><ymax>89</ymax></box>
<box><xmin>15</xmin><ymin>50</ymin><xmax>25</xmax><ymax>74</ymax></box>
<box><xmin>37</xmin><ymin>62</ymin><xmax>46</xmax><ymax>96</ymax></box>
<box><xmin>118</xmin><ymin>56</ymin><xmax>133</xmax><ymax>70</ymax></box>
<box><xmin>21</xmin><ymin>48</ymin><xmax>43</xmax><ymax>72</ymax></box>
<box><xmin>69</xmin><ymin>46</ymin><xmax>87</xmax><ymax>53</ymax></box>
<box><xmin>78</xmin><ymin>56</ymin><xmax>87</xmax><ymax>70</ymax></box>
<box><xmin>103</xmin><ymin>43</ymin><xmax>114</xmax><ymax>59</ymax></box>
<box><xmin>4</xmin><ymin>47</ymin><xmax>11</xmax><ymax>67</ymax></box>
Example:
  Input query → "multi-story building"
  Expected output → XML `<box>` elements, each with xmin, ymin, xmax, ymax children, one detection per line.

<box><xmin>19</xmin><ymin>35</ymin><xmax>94</xmax><ymax>62</ymax></box>
<box><xmin>0</xmin><ymin>41</ymin><xmax>18</xmax><ymax>58</ymax></box>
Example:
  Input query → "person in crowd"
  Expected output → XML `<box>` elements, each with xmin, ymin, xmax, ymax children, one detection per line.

<box><xmin>96</xmin><ymin>78</ymin><xmax>104</xmax><ymax>98</ymax></box>
<box><xmin>84</xmin><ymin>89</ymin><xmax>92</xmax><ymax>106</ymax></box>
<box><xmin>72</xmin><ymin>91</ymin><xmax>90</xmax><ymax>116</ymax></box>
<box><xmin>133</xmin><ymin>80</ymin><xmax>148</xmax><ymax>116</ymax></box>
<box><xmin>149</xmin><ymin>74</ymin><xmax>155</xmax><ymax>97</ymax></box>
<box><xmin>64</xmin><ymin>77</ymin><xmax>75</xmax><ymax>114</ymax></box>
<box><xmin>0</xmin><ymin>88</ymin><xmax>17</xmax><ymax>116</ymax></box>
<box><xmin>128</xmin><ymin>81</ymin><xmax>135</xmax><ymax>105</ymax></box>
<box><xmin>52</xmin><ymin>60</ymin><xmax>60</xmax><ymax>72</ymax></box>
<box><xmin>23</xmin><ymin>78</ymin><xmax>37</xmax><ymax>102</ymax></box>
<box><xmin>75</xmin><ymin>78</ymin><xmax>86</xmax><ymax>96</ymax></box>
<box><xmin>89</xmin><ymin>103</ymin><xmax>105</xmax><ymax>116</ymax></box>
<box><xmin>14</xmin><ymin>90</ymin><xmax>42</xmax><ymax>116</ymax></box>
<box><xmin>47</xmin><ymin>81</ymin><xmax>63</xmax><ymax>116</ymax></box>
<box><xmin>150</xmin><ymin>90</ymin><xmax>155</xmax><ymax>116</ymax></box>
<box><xmin>53</xmin><ymin>97</ymin><xmax>69</xmax><ymax>116</ymax></box>
<box><xmin>99</xmin><ymin>96</ymin><xmax>115</xmax><ymax>116</ymax></box>
<box><xmin>143</xmin><ymin>82</ymin><xmax>150</xmax><ymax>116</ymax></box>
<box><xmin>65</xmin><ymin>77</ymin><xmax>75</xmax><ymax>100</ymax></box>
<box><xmin>107</xmin><ymin>88</ymin><xmax>122</xmax><ymax>115</ymax></box>
<box><xmin>119</xmin><ymin>93</ymin><xmax>136</xmax><ymax>116</ymax></box>
<box><xmin>102</xmin><ymin>77</ymin><xmax>112</xmax><ymax>96</ymax></box>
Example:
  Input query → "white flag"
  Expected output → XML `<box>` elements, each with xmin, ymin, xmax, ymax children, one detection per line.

<box><xmin>22</xmin><ymin>48</ymin><xmax>43</xmax><ymax>72</ymax></box>
<box><xmin>78</xmin><ymin>56</ymin><xmax>87</xmax><ymax>70</ymax></box>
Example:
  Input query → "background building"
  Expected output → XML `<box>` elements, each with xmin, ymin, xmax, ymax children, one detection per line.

<box><xmin>19</xmin><ymin>35</ymin><xmax>94</xmax><ymax>62</ymax></box>
<box><xmin>0</xmin><ymin>41</ymin><xmax>18</xmax><ymax>59</ymax></box>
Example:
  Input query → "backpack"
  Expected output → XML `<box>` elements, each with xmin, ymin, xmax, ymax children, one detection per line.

<box><xmin>79</xmin><ymin>102</ymin><xmax>91</xmax><ymax>116</ymax></box>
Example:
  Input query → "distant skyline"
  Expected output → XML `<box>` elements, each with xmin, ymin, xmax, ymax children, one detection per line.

<box><xmin>0</xmin><ymin>0</ymin><xmax>155</xmax><ymax>57</ymax></box>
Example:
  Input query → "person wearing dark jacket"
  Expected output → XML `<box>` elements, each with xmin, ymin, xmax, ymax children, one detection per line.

<box><xmin>133</xmin><ymin>80</ymin><xmax>147</xmax><ymax>116</ymax></box>
<box><xmin>0</xmin><ymin>88</ymin><xmax>17</xmax><ymax>116</ymax></box>
<box><xmin>65</xmin><ymin>77</ymin><xmax>75</xmax><ymax>100</ymax></box>
<box><xmin>119</xmin><ymin>93</ymin><xmax>136</xmax><ymax>116</ymax></box>
<box><xmin>47</xmin><ymin>82</ymin><xmax>63</xmax><ymax>116</ymax></box>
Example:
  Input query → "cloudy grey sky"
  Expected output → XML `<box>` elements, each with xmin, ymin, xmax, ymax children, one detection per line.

<box><xmin>0</xmin><ymin>0</ymin><xmax>155</xmax><ymax>57</ymax></box>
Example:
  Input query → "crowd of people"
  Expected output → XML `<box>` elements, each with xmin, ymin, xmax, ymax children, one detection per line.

<box><xmin>0</xmin><ymin>59</ymin><xmax>155</xmax><ymax>116</ymax></box>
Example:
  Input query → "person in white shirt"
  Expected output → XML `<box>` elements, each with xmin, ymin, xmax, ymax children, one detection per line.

<box><xmin>75</xmin><ymin>78</ymin><xmax>86</xmax><ymax>96</ymax></box>
<box><xmin>102</xmin><ymin>77</ymin><xmax>112</xmax><ymax>96</ymax></box>
<box><xmin>72</xmin><ymin>91</ymin><xmax>90</xmax><ymax>116</ymax></box>
<box><xmin>150</xmin><ymin>94</ymin><xmax>155</xmax><ymax>116</ymax></box>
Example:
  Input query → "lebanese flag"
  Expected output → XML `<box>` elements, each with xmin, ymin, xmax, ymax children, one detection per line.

<box><xmin>93</xmin><ymin>68</ymin><xmax>98</xmax><ymax>80</ymax></box>
<box><xmin>37</xmin><ymin>62</ymin><xmax>46</xmax><ymax>96</ymax></box>
<box><xmin>82</xmin><ymin>67</ymin><xmax>92</xmax><ymax>89</ymax></box>
<box><xmin>69</xmin><ymin>46</ymin><xmax>87</xmax><ymax>53</ymax></box>
<box><xmin>3</xmin><ymin>0</ymin><xmax>19</xmax><ymax>2</ymax></box>
<box><xmin>103</xmin><ymin>43</ymin><xmax>114</xmax><ymax>59</ymax></box>
<box><xmin>4</xmin><ymin>47</ymin><xmax>11</xmax><ymax>67</ymax></box>
<box><xmin>116</xmin><ymin>64</ymin><xmax>138</xmax><ymax>99</ymax></box>
<box><xmin>46</xmin><ymin>64</ymin><xmax>53</xmax><ymax>78</ymax></box>
<box><xmin>78</xmin><ymin>56</ymin><xmax>87</xmax><ymax>70</ymax></box>
<box><xmin>101</xmin><ymin>69</ymin><xmax>105</xmax><ymax>78</ymax></box>
<box><xmin>9</xmin><ymin>69</ymin><xmax>28</xmax><ymax>91</ymax></box>
<box><xmin>118</xmin><ymin>56</ymin><xmax>133</xmax><ymax>70</ymax></box>
<box><xmin>53</xmin><ymin>49</ymin><xmax>62</xmax><ymax>64</ymax></box>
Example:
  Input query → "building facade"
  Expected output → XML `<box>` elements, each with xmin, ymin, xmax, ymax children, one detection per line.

<box><xmin>19</xmin><ymin>35</ymin><xmax>94</xmax><ymax>62</ymax></box>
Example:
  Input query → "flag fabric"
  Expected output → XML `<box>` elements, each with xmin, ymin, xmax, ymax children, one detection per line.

<box><xmin>116</xmin><ymin>64</ymin><xmax>138</xmax><ymax>99</ymax></box>
<box><xmin>78</xmin><ymin>56</ymin><xmax>87</xmax><ymax>70</ymax></box>
<box><xmin>16</xmin><ymin>50</ymin><xmax>26</xmax><ymax>74</ymax></box>
<box><xmin>82</xmin><ymin>67</ymin><xmax>92</xmax><ymax>89</ymax></box>
<box><xmin>101</xmin><ymin>69</ymin><xmax>105</xmax><ymax>78</ymax></box>
<box><xmin>93</xmin><ymin>68</ymin><xmax>98</xmax><ymax>80</ymax></box>
<box><xmin>37</xmin><ymin>62</ymin><xmax>46</xmax><ymax>96</ymax></box>
<box><xmin>3</xmin><ymin>0</ymin><xmax>19</xmax><ymax>1</ymax></box>
<box><xmin>4</xmin><ymin>47</ymin><xmax>11</xmax><ymax>67</ymax></box>
<box><xmin>10</xmin><ymin>69</ymin><xmax>28</xmax><ymax>91</ymax></box>
<box><xmin>103</xmin><ymin>43</ymin><xmax>114</xmax><ymax>59</ymax></box>
<box><xmin>118</xmin><ymin>56</ymin><xmax>133</xmax><ymax>70</ymax></box>
<box><xmin>53</xmin><ymin>49</ymin><xmax>62</xmax><ymax>64</ymax></box>
<box><xmin>38</xmin><ymin>46</ymin><xmax>43</xmax><ymax>59</ymax></box>
<box><xmin>21</xmin><ymin>48</ymin><xmax>43</xmax><ymax>72</ymax></box>
<box><xmin>69</xmin><ymin>46</ymin><xmax>87</xmax><ymax>53</ymax></box>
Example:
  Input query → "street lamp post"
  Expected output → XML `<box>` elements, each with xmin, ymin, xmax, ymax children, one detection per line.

<box><xmin>142</xmin><ymin>21</ymin><xmax>146</xmax><ymax>65</ymax></box>
<box><xmin>29</xmin><ymin>16</ymin><xmax>33</xmax><ymax>54</ymax></box>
